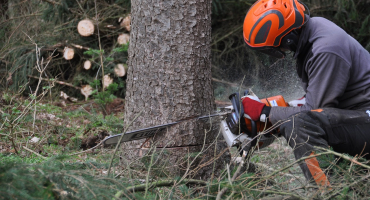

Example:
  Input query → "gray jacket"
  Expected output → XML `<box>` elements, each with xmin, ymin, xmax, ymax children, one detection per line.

<box><xmin>270</xmin><ymin>17</ymin><xmax>370</xmax><ymax>124</ymax></box>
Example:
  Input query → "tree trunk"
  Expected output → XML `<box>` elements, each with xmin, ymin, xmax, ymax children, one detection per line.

<box><xmin>123</xmin><ymin>0</ymin><xmax>230</xmax><ymax>179</ymax></box>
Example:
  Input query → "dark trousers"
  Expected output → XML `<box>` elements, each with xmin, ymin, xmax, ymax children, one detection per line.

<box><xmin>280</xmin><ymin>108</ymin><xmax>370</xmax><ymax>185</ymax></box>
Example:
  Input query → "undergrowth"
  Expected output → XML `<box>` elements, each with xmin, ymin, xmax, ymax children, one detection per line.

<box><xmin>1</xmin><ymin>136</ymin><xmax>370</xmax><ymax>200</ymax></box>
<box><xmin>1</xmin><ymin>0</ymin><xmax>370</xmax><ymax>199</ymax></box>
<box><xmin>1</xmin><ymin>65</ymin><xmax>370</xmax><ymax>199</ymax></box>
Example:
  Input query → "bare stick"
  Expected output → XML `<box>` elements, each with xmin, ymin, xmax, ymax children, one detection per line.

<box><xmin>216</xmin><ymin>154</ymin><xmax>246</xmax><ymax>200</ymax></box>
<box><xmin>315</xmin><ymin>146</ymin><xmax>370</xmax><ymax>170</ymax></box>
<box><xmin>28</xmin><ymin>75</ymin><xmax>81</xmax><ymax>90</ymax></box>
<box><xmin>68</xmin><ymin>140</ymin><xmax>105</xmax><ymax>156</ymax></box>
<box><xmin>23</xmin><ymin>146</ymin><xmax>47</xmax><ymax>159</ymax></box>
<box><xmin>41</xmin><ymin>0</ymin><xmax>61</xmax><ymax>5</ymax></box>
<box><xmin>126</xmin><ymin>179</ymin><xmax>206</xmax><ymax>193</ymax></box>
<box><xmin>212</xmin><ymin>77</ymin><xmax>249</xmax><ymax>89</ymax></box>
<box><xmin>324</xmin><ymin>174</ymin><xmax>370</xmax><ymax>200</ymax></box>
<box><xmin>211</xmin><ymin>26</ymin><xmax>242</xmax><ymax>46</ymax></box>
<box><xmin>107</xmin><ymin>110</ymin><xmax>144</xmax><ymax>176</ymax></box>
<box><xmin>94</xmin><ymin>0</ymin><xmax>105</xmax><ymax>91</ymax></box>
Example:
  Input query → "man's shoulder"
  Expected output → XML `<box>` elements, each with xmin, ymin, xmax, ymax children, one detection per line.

<box><xmin>307</xmin><ymin>18</ymin><xmax>353</xmax><ymax>63</ymax></box>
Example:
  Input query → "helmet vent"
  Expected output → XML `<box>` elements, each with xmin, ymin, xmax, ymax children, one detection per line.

<box><xmin>284</xmin><ymin>2</ymin><xmax>287</xmax><ymax>8</ymax></box>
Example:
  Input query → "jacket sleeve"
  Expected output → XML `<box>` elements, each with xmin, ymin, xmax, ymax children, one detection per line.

<box><xmin>269</xmin><ymin>52</ymin><xmax>351</xmax><ymax>124</ymax></box>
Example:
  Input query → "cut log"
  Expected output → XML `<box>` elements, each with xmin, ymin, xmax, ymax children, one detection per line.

<box><xmin>77</xmin><ymin>19</ymin><xmax>95</xmax><ymax>37</ymax></box>
<box><xmin>81</xmin><ymin>85</ymin><xmax>93</xmax><ymax>101</ymax></box>
<box><xmin>117</xmin><ymin>33</ymin><xmax>130</xmax><ymax>45</ymax></box>
<box><xmin>114</xmin><ymin>63</ymin><xmax>128</xmax><ymax>77</ymax></box>
<box><xmin>84</xmin><ymin>60</ymin><xmax>92</xmax><ymax>70</ymax></box>
<box><xmin>119</xmin><ymin>14</ymin><xmax>131</xmax><ymax>32</ymax></box>
<box><xmin>28</xmin><ymin>75</ymin><xmax>81</xmax><ymax>90</ymax></box>
<box><xmin>60</xmin><ymin>91</ymin><xmax>69</xmax><ymax>100</ymax></box>
<box><xmin>60</xmin><ymin>91</ymin><xmax>78</xmax><ymax>102</ymax></box>
<box><xmin>103</xmin><ymin>74</ymin><xmax>113</xmax><ymax>89</ymax></box>
<box><xmin>63</xmin><ymin>47</ymin><xmax>74</xmax><ymax>60</ymax></box>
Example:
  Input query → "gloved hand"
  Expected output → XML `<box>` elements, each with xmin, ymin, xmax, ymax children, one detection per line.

<box><xmin>241</xmin><ymin>95</ymin><xmax>271</xmax><ymax>122</ymax></box>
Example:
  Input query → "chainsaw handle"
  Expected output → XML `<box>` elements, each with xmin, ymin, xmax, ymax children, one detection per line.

<box><xmin>228</xmin><ymin>92</ymin><xmax>244</xmax><ymax>120</ymax></box>
<box><xmin>229</xmin><ymin>90</ymin><xmax>258</xmax><ymax>136</ymax></box>
<box><xmin>250</xmin><ymin>120</ymin><xmax>257</xmax><ymax>145</ymax></box>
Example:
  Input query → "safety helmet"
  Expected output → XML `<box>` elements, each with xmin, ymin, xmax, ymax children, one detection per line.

<box><xmin>243</xmin><ymin>0</ymin><xmax>309</xmax><ymax>58</ymax></box>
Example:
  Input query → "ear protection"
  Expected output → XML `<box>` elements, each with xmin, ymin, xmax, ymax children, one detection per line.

<box><xmin>280</xmin><ymin>29</ymin><xmax>300</xmax><ymax>52</ymax></box>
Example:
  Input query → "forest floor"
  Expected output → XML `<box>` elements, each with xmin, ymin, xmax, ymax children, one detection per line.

<box><xmin>0</xmin><ymin>92</ymin><xmax>369</xmax><ymax>199</ymax></box>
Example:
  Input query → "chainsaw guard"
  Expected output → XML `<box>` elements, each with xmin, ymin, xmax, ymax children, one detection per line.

<box><xmin>220</xmin><ymin>119</ymin><xmax>275</xmax><ymax>150</ymax></box>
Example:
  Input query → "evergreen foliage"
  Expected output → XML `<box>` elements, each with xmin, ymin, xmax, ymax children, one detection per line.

<box><xmin>0</xmin><ymin>155</ymin><xmax>131</xmax><ymax>200</ymax></box>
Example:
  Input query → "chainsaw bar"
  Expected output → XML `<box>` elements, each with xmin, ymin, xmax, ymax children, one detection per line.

<box><xmin>102</xmin><ymin>112</ymin><xmax>229</xmax><ymax>146</ymax></box>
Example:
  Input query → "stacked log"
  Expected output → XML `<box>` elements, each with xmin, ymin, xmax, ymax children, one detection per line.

<box><xmin>63</xmin><ymin>47</ymin><xmax>75</xmax><ymax>60</ymax></box>
<box><xmin>84</xmin><ymin>60</ymin><xmax>92</xmax><ymax>70</ymax></box>
<box><xmin>114</xmin><ymin>64</ymin><xmax>128</xmax><ymax>77</ymax></box>
<box><xmin>77</xmin><ymin>19</ymin><xmax>95</xmax><ymax>37</ymax></box>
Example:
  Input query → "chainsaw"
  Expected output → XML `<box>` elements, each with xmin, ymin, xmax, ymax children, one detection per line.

<box><xmin>221</xmin><ymin>90</ymin><xmax>288</xmax><ymax>157</ymax></box>
<box><xmin>101</xmin><ymin>90</ymin><xmax>289</xmax><ymax>156</ymax></box>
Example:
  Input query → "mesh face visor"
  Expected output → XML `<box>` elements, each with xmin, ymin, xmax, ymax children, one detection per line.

<box><xmin>257</xmin><ymin>47</ymin><xmax>286</xmax><ymax>58</ymax></box>
<box><xmin>244</xmin><ymin>36</ymin><xmax>286</xmax><ymax>58</ymax></box>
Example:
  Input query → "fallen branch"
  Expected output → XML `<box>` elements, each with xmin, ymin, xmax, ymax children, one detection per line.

<box><xmin>28</xmin><ymin>75</ymin><xmax>81</xmax><ymax>90</ymax></box>
<box><xmin>248</xmin><ymin>147</ymin><xmax>370</xmax><ymax>190</ymax></box>
<box><xmin>315</xmin><ymin>146</ymin><xmax>370</xmax><ymax>170</ymax></box>
<box><xmin>253</xmin><ymin>162</ymin><xmax>305</xmax><ymax>182</ymax></box>
<box><xmin>71</xmin><ymin>43</ymin><xmax>90</xmax><ymax>50</ymax></box>
<box><xmin>23</xmin><ymin>146</ymin><xmax>47</xmax><ymax>159</ymax></box>
<box><xmin>324</xmin><ymin>173</ymin><xmax>370</xmax><ymax>200</ymax></box>
<box><xmin>250</xmin><ymin>188</ymin><xmax>307</xmax><ymax>200</ymax></box>
<box><xmin>114</xmin><ymin>179</ymin><xmax>207</xmax><ymax>198</ymax></box>
<box><xmin>216</xmin><ymin>157</ymin><xmax>246</xmax><ymax>200</ymax></box>
<box><xmin>246</xmin><ymin>152</ymin><xmax>334</xmax><ymax>190</ymax></box>
<box><xmin>107</xmin><ymin>110</ymin><xmax>144</xmax><ymax>176</ymax></box>
<box><xmin>68</xmin><ymin>140</ymin><xmax>104</xmax><ymax>156</ymax></box>
<box><xmin>41</xmin><ymin>0</ymin><xmax>62</xmax><ymax>5</ymax></box>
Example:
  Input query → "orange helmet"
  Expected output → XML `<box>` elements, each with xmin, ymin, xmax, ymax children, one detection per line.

<box><xmin>243</xmin><ymin>0</ymin><xmax>309</xmax><ymax>58</ymax></box>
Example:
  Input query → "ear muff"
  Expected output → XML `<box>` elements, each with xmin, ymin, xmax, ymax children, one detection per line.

<box><xmin>280</xmin><ymin>29</ymin><xmax>300</xmax><ymax>52</ymax></box>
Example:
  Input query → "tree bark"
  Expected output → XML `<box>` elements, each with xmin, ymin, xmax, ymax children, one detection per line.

<box><xmin>123</xmin><ymin>0</ymin><xmax>230</xmax><ymax>178</ymax></box>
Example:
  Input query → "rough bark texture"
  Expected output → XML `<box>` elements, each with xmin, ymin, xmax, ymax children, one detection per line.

<box><xmin>123</xmin><ymin>0</ymin><xmax>230</xmax><ymax>178</ymax></box>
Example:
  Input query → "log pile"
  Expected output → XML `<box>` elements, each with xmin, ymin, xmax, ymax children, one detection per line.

<box><xmin>31</xmin><ymin>14</ymin><xmax>131</xmax><ymax>102</ymax></box>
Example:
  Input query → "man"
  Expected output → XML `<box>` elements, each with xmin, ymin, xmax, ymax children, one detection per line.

<box><xmin>241</xmin><ymin>0</ymin><xmax>370</xmax><ymax>186</ymax></box>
